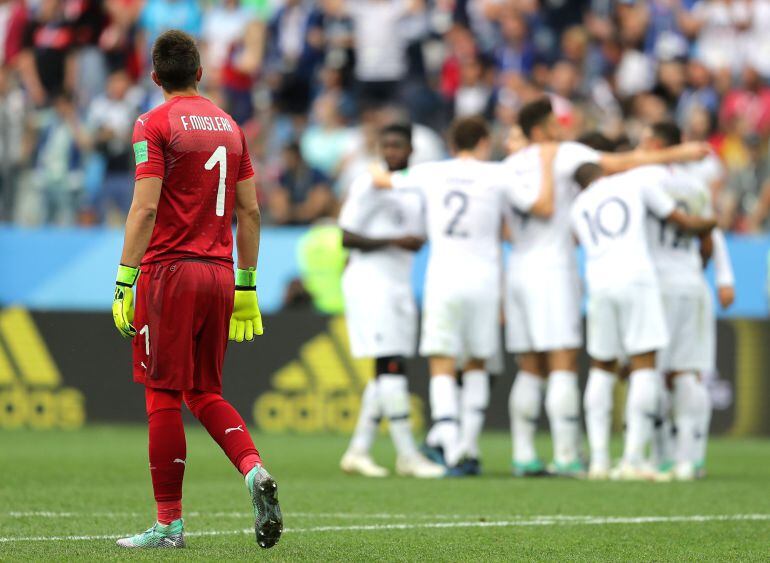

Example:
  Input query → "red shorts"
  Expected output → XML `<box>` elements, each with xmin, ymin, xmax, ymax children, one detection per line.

<box><xmin>132</xmin><ymin>260</ymin><xmax>234</xmax><ymax>393</ymax></box>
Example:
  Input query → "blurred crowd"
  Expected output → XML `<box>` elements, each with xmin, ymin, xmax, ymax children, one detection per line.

<box><xmin>1</xmin><ymin>0</ymin><xmax>770</xmax><ymax>231</ymax></box>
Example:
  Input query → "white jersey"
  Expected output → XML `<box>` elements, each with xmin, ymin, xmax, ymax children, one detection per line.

<box><xmin>506</xmin><ymin>141</ymin><xmax>600</xmax><ymax>271</ymax></box>
<box><xmin>338</xmin><ymin>173</ymin><xmax>424</xmax><ymax>285</ymax></box>
<box><xmin>571</xmin><ymin>168</ymin><xmax>676</xmax><ymax>291</ymax></box>
<box><xmin>646</xmin><ymin>164</ymin><xmax>713</xmax><ymax>291</ymax></box>
<box><xmin>392</xmin><ymin>158</ymin><xmax>512</xmax><ymax>283</ymax></box>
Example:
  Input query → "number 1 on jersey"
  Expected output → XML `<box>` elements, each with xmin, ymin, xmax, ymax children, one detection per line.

<box><xmin>205</xmin><ymin>145</ymin><xmax>227</xmax><ymax>217</ymax></box>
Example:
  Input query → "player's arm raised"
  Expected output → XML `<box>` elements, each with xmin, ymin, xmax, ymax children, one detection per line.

<box><xmin>113</xmin><ymin>177</ymin><xmax>162</xmax><ymax>338</ymax></box>
<box><xmin>343</xmin><ymin>230</ymin><xmax>423</xmax><ymax>252</ymax></box>
<box><xmin>230</xmin><ymin>176</ymin><xmax>264</xmax><ymax>343</ymax></box>
<box><xmin>528</xmin><ymin>142</ymin><xmax>557</xmax><ymax>218</ymax></box>
<box><xmin>598</xmin><ymin>142</ymin><xmax>711</xmax><ymax>174</ymax></box>
<box><xmin>665</xmin><ymin>208</ymin><xmax>717</xmax><ymax>236</ymax></box>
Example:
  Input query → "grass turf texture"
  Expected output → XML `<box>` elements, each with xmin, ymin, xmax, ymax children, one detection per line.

<box><xmin>1</xmin><ymin>427</ymin><xmax>769</xmax><ymax>561</ymax></box>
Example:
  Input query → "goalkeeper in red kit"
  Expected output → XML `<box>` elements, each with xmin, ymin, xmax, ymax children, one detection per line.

<box><xmin>111</xmin><ymin>30</ymin><xmax>282</xmax><ymax>549</ymax></box>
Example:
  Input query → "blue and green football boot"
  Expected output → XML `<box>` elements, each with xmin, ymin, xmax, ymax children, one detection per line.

<box><xmin>245</xmin><ymin>465</ymin><xmax>283</xmax><ymax>548</ymax></box>
<box><xmin>116</xmin><ymin>518</ymin><xmax>185</xmax><ymax>548</ymax></box>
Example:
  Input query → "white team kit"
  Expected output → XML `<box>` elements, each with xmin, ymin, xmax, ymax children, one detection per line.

<box><xmin>393</xmin><ymin>158</ymin><xmax>536</xmax><ymax>360</ymax></box>
<box><xmin>647</xmin><ymin>164</ymin><xmax>714</xmax><ymax>373</ymax></box>
<box><xmin>571</xmin><ymin>167</ymin><xmax>676</xmax><ymax>360</ymax></box>
<box><xmin>338</xmin><ymin>173</ymin><xmax>425</xmax><ymax>358</ymax></box>
<box><xmin>504</xmin><ymin>142</ymin><xmax>600</xmax><ymax>354</ymax></box>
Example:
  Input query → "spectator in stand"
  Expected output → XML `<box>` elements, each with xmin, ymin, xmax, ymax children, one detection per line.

<box><xmin>347</xmin><ymin>0</ymin><xmax>425</xmax><ymax>108</ymax></box>
<box><xmin>0</xmin><ymin>0</ymin><xmax>27</xmax><ymax>67</ymax></box>
<box><xmin>319</xmin><ymin>0</ymin><xmax>354</xmax><ymax>81</ymax></box>
<box><xmin>0</xmin><ymin>65</ymin><xmax>26</xmax><ymax>220</ymax></box>
<box><xmin>86</xmin><ymin>69</ymin><xmax>140</xmax><ymax>222</ymax></box>
<box><xmin>17</xmin><ymin>0</ymin><xmax>76</xmax><ymax>107</ymax></box>
<box><xmin>29</xmin><ymin>92</ymin><xmax>89</xmax><ymax>225</ymax></box>
<box><xmin>100</xmin><ymin>0</ymin><xmax>143</xmax><ymax>80</ymax></box>
<box><xmin>300</xmin><ymin>92</ymin><xmax>355</xmax><ymax>182</ymax></box>
<box><xmin>267</xmin><ymin>0</ymin><xmax>324</xmax><ymax>116</ymax></box>
<box><xmin>720</xmin><ymin>66</ymin><xmax>770</xmax><ymax>137</ymax></box>
<box><xmin>453</xmin><ymin>54</ymin><xmax>493</xmax><ymax>118</ymax></box>
<box><xmin>268</xmin><ymin>141</ymin><xmax>335</xmax><ymax>225</ymax></box>
<box><xmin>221</xmin><ymin>19</ymin><xmax>265</xmax><ymax>124</ymax></box>
<box><xmin>493</xmin><ymin>10</ymin><xmax>535</xmax><ymax>76</ymax></box>
<box><xmin>140</xmin><ymin>0</ymin><xmax>202</xmax><ymax>49</ymax></box>
<box><xmin>202</xmin><ymin>0</ymin><xmax>256</xmax><ymax>87</ymax></box>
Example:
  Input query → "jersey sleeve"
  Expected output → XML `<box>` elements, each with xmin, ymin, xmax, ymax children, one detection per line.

<box><xmin>712</xmin><ymin>228</ymin><xmax>735</xmax><ymax>287</ymax></box>
<box><xmin>338</xmin><ymin>176</ymin><xmax>367</xmax><ymax>232</ymax></box>
<box><xmin>641</xmin><ymin>181</ymin><xmax>676</xmax><ymax>219</ymax></box>
<box><xmin>558</xmin><ymin>142</ymin><xmax>601</xmax><ymax>178</ymax></box>
<box><xmin>237</xmin><ymin>127</ymin><xmax>255</xmax><ymax>182</ymax></box>
<box><xmin>132</xmin><ymin>113</ymin><xmax>167</xmax><ymax>181</ymax></box>
<box><xmin>391</xmin><ymin>163</ymin><xmax>429</xmax><ymax>192</ymax></box>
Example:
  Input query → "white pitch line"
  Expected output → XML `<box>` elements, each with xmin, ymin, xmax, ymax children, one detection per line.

<box><xmin>0</xmin><ymin>514</ymin><xmax>768</xmax><ymax>543</ymax></box>
<box><xmin>5</xmin><ymin>511</ymin><xmax>467</xmax><ymax>520</ymax></box>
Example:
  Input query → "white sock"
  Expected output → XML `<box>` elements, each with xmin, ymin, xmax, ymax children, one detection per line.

<box><xmin>672</xmin><ymin>373</ymin><xmax>701</xmax><ymax>465</ymax></box>
<box><xmin>584</xmin><ymin>367</ymin><xmax>617</xmax><ymax>469</ymax></box>
<box><xmin>545</xmin><ymin>370</ymin><xmax>581</xmax><ymax>466</ymax></box>
<box><xmin>378</xmin><ymin>374</ymin><xmax>418</xmax><ymax>458</ymax></box>
<box><xmin>510</xmin><ymin>371</ymin><xmax>545</xmax><ymax>464</ymax></box>
<box><xmin>651</xmin><ymin>389</ymin><xmax>674</xmax><ymax>467</ymax></box>
<box><xmin>623</xmin><ymin>368</ymin><xmax>662</xmax><ymax>466</ymax></box>
<box><xmin>348</xmin><ymin>380</ymin><xmax>381</xmax><ymax>454</ymax></box>
<box><xmin>693</xmin><ymin>378</ymin><xmax>712</xmax><ymax>466</ymax></box>
<box><xmin>430</xmin><ymin>374</ymin><xmax>461</xmax><ymax>466</ymax></box>
<box><xmin>459</xmin><ymin>370</ymin><xmax>489</xmax><ymax>460</ymax></box>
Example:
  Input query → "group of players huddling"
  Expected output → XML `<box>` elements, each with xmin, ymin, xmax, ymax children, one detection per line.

<box><xmin>339</xmin><ymin>97</ymin><xmax>735</xmax><ymax>483</ymax></box>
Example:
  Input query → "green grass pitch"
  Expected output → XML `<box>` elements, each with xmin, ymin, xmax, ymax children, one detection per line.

<box><xmin>1</xmin><ymin>427</ymin><xmax>769</xmax><ymax>561</ymax></box>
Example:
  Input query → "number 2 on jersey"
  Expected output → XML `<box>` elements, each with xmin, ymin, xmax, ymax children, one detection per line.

<box><xmin>444</xmin><ymin>191</ymin><xmax>469</xmax><ymax>238</ymax></box>
<box><xmin>205</xmin><ymin>145</ymin><xmax>227</xmax><ymax>216</ymax></box>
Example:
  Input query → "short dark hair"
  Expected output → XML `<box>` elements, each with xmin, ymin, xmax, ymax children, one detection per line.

<box><xmin>518</xmin><ymin>97</ymin><xmax>553</xmax><ymax>139</ymax></box>
<box><xmin>450</xmin><ymin>116</ymin><xmax>489</xmax><ymax>151</ymax></box>
<box><xmin>380</xmin><ymin>122</ymin><xmax>412</xmax><ymax>144</ymax></box>
<box><xmin>152</xmin><ymin>30</ymin><xmax>201</xmax><ymax>92</ymax></box>
<box><xmin>649</xmin><ymin>121</ymin><xmax>682</xmax><ymax>147</ymax></box>
<box><xmin>577</xmin><ymin>131</ymin><xmax>617</xmax><ymax>153</ymax></box>
<box><xmin>574</xmin><ymin>162</ymin><xmax>603</xmax><ymax>189</ymax></box>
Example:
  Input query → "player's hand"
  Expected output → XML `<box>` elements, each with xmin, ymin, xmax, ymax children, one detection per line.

<box><xmin>369</xmin><ymin>163</ymin><xmax>393</xmax><ymax>189</ymax></box>
<box><xmin>392</xmin><ymin>236</ymin><xmax>425</xmax><ymax>251</ymax></box>
<box><xmin>230</xmin><ymin>268</ymin><xmax>264</xmax><ymax>342</ymax></box>
<box><xmin>718</xmin><ymin>285</ymin><xmax>735</xmax><ymax>309</ymax></box>
<box><xmin>112</xmin><ymin>264</ymin><xmax>139</xmax><ymax>338</ymax></box>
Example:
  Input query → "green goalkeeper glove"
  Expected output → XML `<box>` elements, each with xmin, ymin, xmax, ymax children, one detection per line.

<box><xmin>230</xmin><ymin>267</ymin><xmax>264</xmax><ymax>342</ymax></box>
<box><xmin>113</xmin><ymin>264</ymin><xmax>139</xmax><ymax>338</ymax></box>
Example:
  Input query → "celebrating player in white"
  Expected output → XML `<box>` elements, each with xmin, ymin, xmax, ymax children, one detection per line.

<box><xmin>639</xmin><ymin>122</ymin><xmax>720</xmax><ymax>480</ymax></box>
<box><xmin>505</xmin><ymin>98</ymin><xmax>710</xmax><ymax>477</ymax></box>
<box><xmin>339</xmin><ymin>123</ymin><xmax>445</xmax><ymax>479</ymax></box>
<box><xmin>373</xmin><ymin>116</ymin><xmax>554</xmax><ymax>475</ymax></box>
<box><xmin>572</xmin><ymin>162</ymin><xmax>716</xmax><ymax>480</ymax></box>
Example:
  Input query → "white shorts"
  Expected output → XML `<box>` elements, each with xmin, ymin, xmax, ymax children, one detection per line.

<box><xmin>657</xmin><ymin>283</ymin><xmax>712</xmax><ymax>373</ymax></box>
<box><xmin>420</xmin><ymin>284</ymin><xmax>499</xmax><ymax>361</ymax></box>
<box><xmin>505</xmin><ymin>267</ymin><xmax>583</xmax><ymax>353</ymax></box>
<box><xmin>587</xmin><ymin>283</ymin><xmax>669</xmax><ymax>361</ymax></box>
<box><xmin>342</xmin><ymin>272</ymin><xmax>417</xmax><ymax>359</ymax></box>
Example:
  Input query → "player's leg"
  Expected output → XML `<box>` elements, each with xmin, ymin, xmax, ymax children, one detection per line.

<box><xmin>584</xmin><ymin>290</ymin><xmax>621</xmax><ymax>479</ymax></box>
<box><xmin>117</xmin><ymin>387</ymin><xmax>186</xmax><ymax>548</ymax></box>
<box><xmin>340</xmin><ymin>379</ymin><xmax>387</xmax><ymax>477</ymax></box>
<box><xmin>545</xmin><ymin>347</ymin><xmax>583</xmax><ymax>475</ymax></box>
<box><xmin>340</xmin><ymin>273</ymin><xmax>387</xmax><ymax>476</ymax></box>
<box><xmin>510</xmin><ymin>352</ymin><xmax>547</xmax><ymax>476</ymax></box>
<box><xmin>457</xmin><ymin>357</ymin><xmax>490</xmax><ymax>475</ymax></box>
<box><xmin>190</xmin><ymin>261</ymin><xmax>281</xmax><ymax>548</ymax></box>
<box><xmin>428</xmin><ymin>356</ymin><xmax>462</xmax><ymax>468</ymax></box>
<box><xmin>375</xmin><ymin>356</ymin><xmax>444</xmax><ymax>478</ymax></box>
<box><xmin>584</xmin><ymin>359</ymin><xmax>617</xmax><ymax>480</ymax></box>
<box><xmin>118</xmin><ymin>264</ymin><xmax>193</xmax><ymax>549</ymax></box>
<box><xmin>692</xmin><ymin>374</ymin><xmax>712</xmax><ymax>478</ymax></box>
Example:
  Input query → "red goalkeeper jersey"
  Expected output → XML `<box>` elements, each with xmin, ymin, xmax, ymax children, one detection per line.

<box><xmin>132</xmin><ymin>95</ymin><xmax>255</xmax><ymax>266</ymax></box>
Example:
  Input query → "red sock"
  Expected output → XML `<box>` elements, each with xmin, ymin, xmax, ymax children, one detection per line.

<box><xmin>145</xmin><ymin>387</ymin><xmax>186</xmax><ymax>524</ymax></box>
<box><xmin>184</xmin><ymin>390</ymin><xmax>262</xmax><ymax>475</ymax></box>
